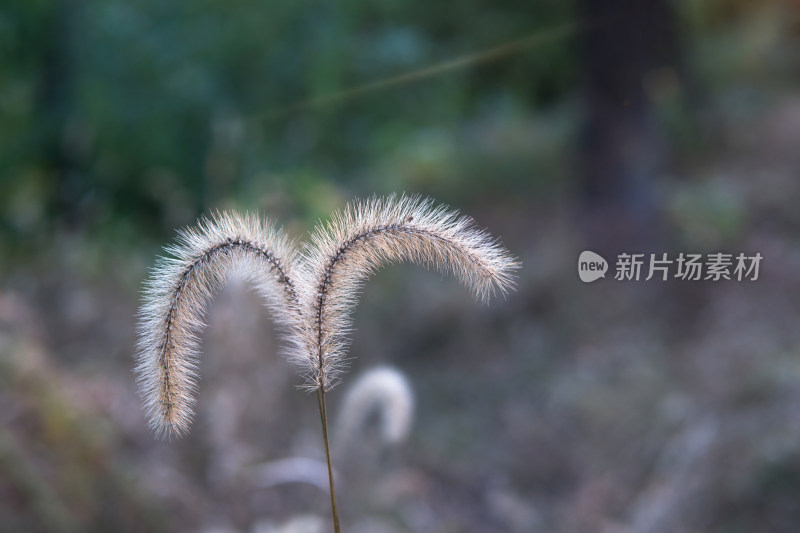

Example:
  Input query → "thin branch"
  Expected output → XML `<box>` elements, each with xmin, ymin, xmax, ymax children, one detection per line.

<box><xmin>317</xmin><ymin>388</ymin><xmax>341</xmax><ymax>533</ymax></box>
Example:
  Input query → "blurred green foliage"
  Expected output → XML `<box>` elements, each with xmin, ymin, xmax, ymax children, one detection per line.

<box><xmin>0</xmin><ymin>0</ymin><xmax>576</xmax><ymax>265</ymax></box>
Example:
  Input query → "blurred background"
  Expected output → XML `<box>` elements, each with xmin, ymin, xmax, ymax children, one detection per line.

<box><xmin>1</xmin><ymin>0</ymin><xmax>800</xmax><ymax>531</ymax></box>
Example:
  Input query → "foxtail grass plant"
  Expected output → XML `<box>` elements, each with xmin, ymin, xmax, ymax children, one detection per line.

<box><xmin>135</xmin><ymin>195</ymin><xmax>518</xmax><ymax>532</ymax></box>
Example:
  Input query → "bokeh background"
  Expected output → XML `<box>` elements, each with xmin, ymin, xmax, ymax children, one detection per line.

<box><xmin>2</xmin><ymin>1</ymin><xmax>800</xmax><ymax>531</ymax></box>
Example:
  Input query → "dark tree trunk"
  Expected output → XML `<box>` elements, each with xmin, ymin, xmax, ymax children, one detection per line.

<box><xmin>577</xmin><ymin>0</ymin><xmax>681</xmax><ymax>252</ymax></box>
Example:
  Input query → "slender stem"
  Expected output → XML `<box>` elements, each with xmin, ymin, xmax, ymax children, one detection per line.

<box><xmin>317</xmin><ymin>387</ymin><xmax>341</xmax><ymax>533</ymax></box>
